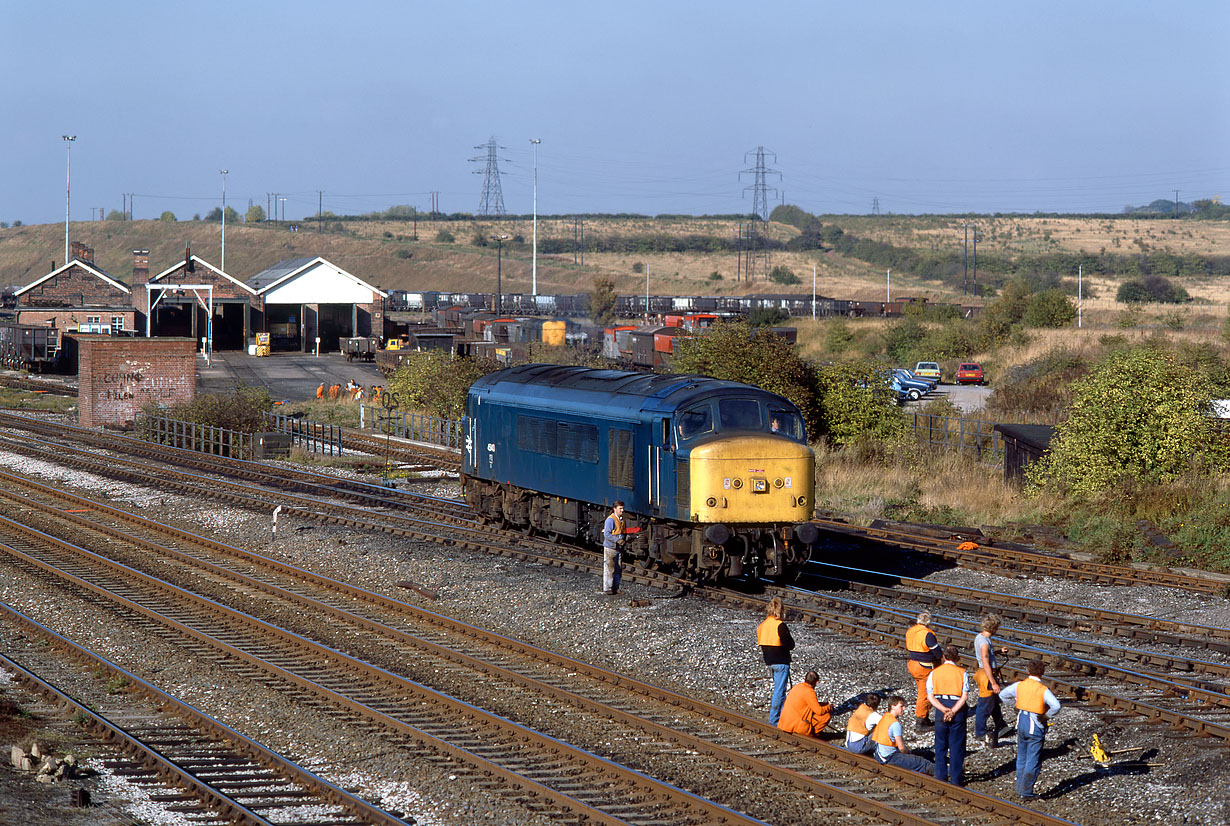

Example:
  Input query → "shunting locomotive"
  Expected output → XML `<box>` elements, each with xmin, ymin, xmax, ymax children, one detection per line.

<box><xmin>461</xmin><ymin>364</ymin><xmax>819</xmax><ymax>582</ymax></box>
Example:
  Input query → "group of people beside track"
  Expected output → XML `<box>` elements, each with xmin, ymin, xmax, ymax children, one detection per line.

<box><xmin>315</xmin><ymin>380</ymin><xmax>384</xmax><ymax>403</ymax></box>
<box><xmin>758</xmin><ymin>603</ymin><xmax>1061</xmax><ymax>800</ymax></box>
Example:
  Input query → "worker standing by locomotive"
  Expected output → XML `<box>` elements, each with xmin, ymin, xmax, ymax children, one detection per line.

<box><xmin>973</xmin><ymin>614</ymin><xmax>1012</xmax><ymax>748</ymax></box>
<box><xmin>999</xmin><ymin>660</ymin><xmax>1062</xmax><ymax>800</ymax></box>
<box><xmin>926</xmin><ymin>645</ymin><xmax>970</xmax><ymax>786</ymax></box>
<box><xmin>756</xmin><ymin>597</ymin><xmax>795</xmax><ymax>726</ymax></box>
<box><xmin>602</xmin><ymin>501</ymin><xmax>625</xmax><ymax>595</ymax></box>
<box><xmin>905</xmin><ymin>612</ymin><xmax>942</xmax><ymax>728</ymax></box>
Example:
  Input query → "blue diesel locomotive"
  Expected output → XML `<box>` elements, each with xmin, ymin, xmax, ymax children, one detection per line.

<box><xmin>461</xmin><ymin>364</ymin><xmax>819</xmax><ymax>581</ymax></box>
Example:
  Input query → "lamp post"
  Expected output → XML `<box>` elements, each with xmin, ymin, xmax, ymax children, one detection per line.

<box><xmin>62</xmin><ymin>135</ymin><xmax>75</xmax><ymax>265</ymax></box>
<box><xmin>220</xmin><ymin>169</ymin><xmax>228</xmax><ymax>273</ymax></box>
<box><xmin>278</xmin><ymin>197</ymin><xmax>286</xmax><ymax>222</ymax></box>
<box><xmin>530</xmin><ymin>138</ymin><xmax>541</xmax><ymax>296</ymax></box>
<box><xmin>491</xmin><ymin>234</ymin><xmax>509</xmax><ymax>315</ymax></box>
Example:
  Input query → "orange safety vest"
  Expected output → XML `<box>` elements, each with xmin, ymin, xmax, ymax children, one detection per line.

<box><xmin>757</xmin><ymin>616</ymin><xmax>784</xmax><ymax>647</ymax></box>
<box><xmin>871</xmin><ymin>711</ymin><xmax>898</xmax><ymax>748</ymax></box>
<box><xmin>1016</xmin><ymin>678</ymin><xmax>1049</xmax><ymax>715</ymax></box>
<box><xmin>930</xmin><ymin>662</ymin><xmax>966</xmax><ymax>697</ymax></box>
<box><xmin>906</xmin><ymin>623</ymin><xmax>936</xmax><ymax>663</ymax></box>
<box><xmin>975</xmin><ymin>669</ymin><xmax>994</xmax><ymax>698</ymax></box>
<box><xmin>608</xmin><ymin>513</ymin><xmax>624</xmax><ymax>535</ymax></box>
<box><xmin>846</xmin><ymin>703</ymin><xmax>876</xmax><ymax>737</ymax></box>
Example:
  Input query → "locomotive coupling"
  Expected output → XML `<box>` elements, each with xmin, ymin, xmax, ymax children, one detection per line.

<box><xmin>795</xmin><ymin>521</ymin><xmax>820</xmax><ymax>545</ymax></box>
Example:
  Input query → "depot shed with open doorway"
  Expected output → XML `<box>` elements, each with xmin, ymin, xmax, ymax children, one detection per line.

<box><xmin>247</xmin><ymin>257</ymin><xmax>386</xmax><ymax>353</ymax></box>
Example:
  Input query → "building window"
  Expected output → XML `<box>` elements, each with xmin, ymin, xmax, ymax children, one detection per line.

<box><xmin>86</xmin><ymin>315</ymin><xmax>100</xmax><ymax>324</ymax></box>
<box><xmin>111</xmin><ymin>316</ymin><xmax>124</xmax><ymax>333</ymax></box>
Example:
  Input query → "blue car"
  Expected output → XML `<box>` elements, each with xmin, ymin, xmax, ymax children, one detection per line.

<box><xmin>892</xmin><ymin>369</ymin><xmax>932</xmax><ymax>401</ymax></box>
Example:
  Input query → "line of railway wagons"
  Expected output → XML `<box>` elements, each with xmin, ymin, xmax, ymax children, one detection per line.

<box><xmin>387</xmin><ymin>291</ymin><xmax>979</xmax><ymax>319</ymax></box>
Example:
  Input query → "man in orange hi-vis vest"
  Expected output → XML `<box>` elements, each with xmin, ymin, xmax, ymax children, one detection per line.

<box><xmin>756</xmin><ymin>597</ymin><xmax>795</xmax><ymax>726</ymax></box>
<box><xmin>926</xmin><ymin>645</ymin><xmax>971</xmax><ymax>786</ymax></box>
<box><xmin>905</xmin><ymin>612</ymin><xmax>942</xmax><ymax>728</ymax></box>
<box><xmin>999</xmin><ymin>660</ymin><xmax>1062</xmax><ymax>800</ymax></box>
<box><xmin>777</xmin><ymin>672</ymin><xmax>832</xmax><ymax>738</ymax></box>
<box><xmin>871</xmin><ymin>696</ymin><xmax>934</xmax><ymax>775</ymax></box>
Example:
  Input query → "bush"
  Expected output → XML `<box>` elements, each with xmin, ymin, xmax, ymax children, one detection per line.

<box><xmin>813</xmin><ymin>361</ymin><xmax>907</xmax><ymax>446</ymax></box>
<box><xmin>590</xmin><ymin>275</ymin><xmax>618</xmax><ymax>327</ymax></box>
<box><xmin>708</xmin><ymin>271</ymin><xmax>722</xmax><ymax>281</ymax></box>
<box><xmin>395</xmin><ymin>249</ymin><xmax>413</xmax><ymax>259</ymax></box>
<box><xmin>1116</xmin><ymin>275</ymin><xmax>1189</xmax><ymax>303</ymax></box>
<box><xmin>1023</xmin><ymin>289</ymin><xmax>1076</xmax><ymax>328</ymax></box>
<box><xmin>164</xmin><ymin>384</ymin><xmax>274</xmax><ymax>432</ymax></box>
<box><xmin>159</xmin><ymin>211</ymin><xmax>177</xmax><ymax>222</ymax></box>
<box><xmin>769</xmin><ymin>265</ymin><xmax>801</xmax><ymax>285</ymax></box>
<box><xmin>1027</xmin><ymin>346</ymin><xmax>1226</xmax><ymax>497</ymax></box>
<box><xmin>746</xmin><ymin>307</ymin><xmax>789</xmax><ymax>327</ymax></box>
<box><xmin>435</xmin><ymin>229</ymin><xmax>455</xmax><ymax>243</ymax></box>
<box><xmin>632</xmin><ymin>262</ymin><xmax>644</xmax><ymax>273</ymax></box>
<box><xmin>386</xmin><ymin>351</ymin><xmax>499</xmax><ymax>419</ymax></box>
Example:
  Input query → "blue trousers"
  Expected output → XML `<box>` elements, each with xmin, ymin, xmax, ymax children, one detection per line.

<box><xmin>1016</xmin><ymin>722</ymin><xmax>1046</xmax><ymax>797</ymax></box>
<box><xmin>933</xmin><ymin>701</ymin><xmax>967</xmax><ymax>785</ymax></box>
<box><xmin>768</xmin><ymin>664</ymin><xmax>790</xmax><ymax>725</ymax></box>
<box><xmin>974</xmin><ymin>694</ymin><xmax>1007</xmax><ymax>737</ymax></box>
<box><xmin>881</xmin><ymin>750</ymin><xmax>934</xmax><ymax>775</ymax></box>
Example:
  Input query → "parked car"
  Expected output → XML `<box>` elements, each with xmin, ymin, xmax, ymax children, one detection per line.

<box><xmin>896</xmin><ymin>368</ymin><xmax>937</xmax><ymax>391</ymax></box>
<box><xmin>955</xmin><ymin>362</ymin><xmax>985</xmax><ymax>385</ymax></box>
<box><xmin>892</xmin><ymin>369</ymin><xmax>932</xmax><ymax>401</ymax></box>
<box><xmin>914</xmin><ymin>361</ymin><xmax>942</xmax><ymax>383</ymax></box>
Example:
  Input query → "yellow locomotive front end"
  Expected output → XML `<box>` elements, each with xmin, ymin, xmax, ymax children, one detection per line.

<box><xmin>677</xmin><ymin>434</ymin><xmax>817</xmax><ymax>579</ymax></box>
<box><xmin>687</xmin><ymin>435</ymin><xmax>814</xmax><ymax>523</ymax></box>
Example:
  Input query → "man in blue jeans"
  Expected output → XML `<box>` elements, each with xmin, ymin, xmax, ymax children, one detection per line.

<box><xmin>999</xmin><ymin>660</ymin><xmax>1062</xmax><ymax>799</ymax></box>
<box><xmin>756</xmin><ymin>597</ymin><xmax>795</xmax><ymax>726</ymax></box>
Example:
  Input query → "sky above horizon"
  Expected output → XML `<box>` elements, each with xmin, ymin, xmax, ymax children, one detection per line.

<box><xmin>3</xmin><ymin>1</ymin><xmax>1228</xmax><ymax>226</ymax></box>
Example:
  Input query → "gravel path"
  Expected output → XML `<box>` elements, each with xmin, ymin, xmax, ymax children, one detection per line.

<box><xmin>0</xmin><ymin>447</ymin><xmax>1227</xmax><ymax>826</ymax></box>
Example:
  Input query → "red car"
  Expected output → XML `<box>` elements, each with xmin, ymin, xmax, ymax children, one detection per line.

<box><xmin>955</xmin><ymin>362</ymin><xmax>984</xmax><ymax>385</ymax></box>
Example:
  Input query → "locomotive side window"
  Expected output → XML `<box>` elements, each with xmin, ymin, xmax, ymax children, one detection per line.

<box><xmin>608</xmin><ymin>428</ymin><xmax>635</xmax><ymax>489</ymax></box>
<box><xmin>718</xmin><ymin>398</ymin><xmax>762</xmax><ymax>430</ymax></box>
<box><xmin>517</xmin><ymin>415</ymin><xmax>599</xmax><ymax>463</ymax></box>
<box><xmin>676</xmin><ymin>403</ymin><xmax>714</xmax><ymax>441</ymax></box>
<box><xmin>767</xmin><ymin>406</ymin><xmax>805</xmax><ymax>441</ymax></box>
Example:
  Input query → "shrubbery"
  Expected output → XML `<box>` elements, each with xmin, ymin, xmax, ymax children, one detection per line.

<box><xmin>386</xmin><ymin>351</ymin><xmax>499</xmax><ymax>419</ymax></box>
<box><xmin>1115</xmin><ymin>275</ymin><xmax>1190</xmax><ymax>303</ymax></box>
<box><xmin>163</xmin><ymin>384</ymin><xmax>274</xmax><ymax>432</ymax></box>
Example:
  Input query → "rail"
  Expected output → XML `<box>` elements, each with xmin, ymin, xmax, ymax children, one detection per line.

<box><xmin>912</xmin><ymin>412</ymin><xmax>1004</xmax><ymax>462</ymax></box>
<box><xmin>137</xmin><ymin>414</ymin><xmax>252</xmax><ymax>459</ymax></box>
<box><xmin>263</xmin><ymin>411</ymin><xmax>344</xmax><ymax>456</ymax></box>
<box><xmin>361</xmin><ymin>405</ymin><xmax>462</xmax><ymax>449</ymax></box>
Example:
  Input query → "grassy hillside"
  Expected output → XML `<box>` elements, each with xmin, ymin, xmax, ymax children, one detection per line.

<box><xmin>1</xmin><ymin>213</ymin><xmax>1225</xmax><ymax>305</ymax></box>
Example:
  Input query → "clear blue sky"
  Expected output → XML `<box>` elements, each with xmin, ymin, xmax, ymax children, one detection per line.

<box><xmin>3</xmin><ymin>1</ymin><xmax>1227</xmax><ymax>225</ymax></box>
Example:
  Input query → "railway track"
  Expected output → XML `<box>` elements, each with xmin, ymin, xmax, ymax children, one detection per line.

<box><xmin>0</xmin><ymin>414</ymin><xmax>1227</xmax><ymax>744</ymax></box>
<box><xmin>0</xmin><ymin>473</ymin><xmax>1081</xmax><ymax>826</ymax></box>
<box><xmin>0</xmin><ymin>612</ymin><xmax>409</xmax><ymax>826</ymax></box>
<box><xmin>814</xmin><ymin>517</ymin><xmax>1230</xmax><ymax>597</ymax></box>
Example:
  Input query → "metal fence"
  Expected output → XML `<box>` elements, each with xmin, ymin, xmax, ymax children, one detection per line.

<box><xmin>263</xmin><ymin>412</ymin><xmax>344</xmax><ymax>456</ymax></box>
<box><xmin>137</xmin><ymin>415</ymin><xmax>252</xmax><ymax>459</ymax></box>
<box><xmin>361</xmin><ymin>406</ymin><xmax>462</xmax><ymax>450</ymax></box>
<box><xmin>911</xmin><ymin>413</ymin><xmax>1004</xmax><ymax>463</ymax></box>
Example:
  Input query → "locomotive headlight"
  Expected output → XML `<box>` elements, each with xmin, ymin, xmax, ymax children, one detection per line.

<box><xmin>752</xmin><ymin>478</ymin><xmax>768</xmax><ymax>493</ymax></box>
<box><xmin>773</xmin><ymin>477</ymin><xmax>784</xmax><ymax>489</ymax></box>
<box><xmin>797</xmin><ymin>495</ymin><xmax>808</xmax><ymax>507</ymax></box>
<box><xmin>731</xmin><ymin>478</ymin><xmax>743</xmax><ymax>489</ymax></box>
<box><xmin>706</xmin><ymin>496</ymin><xmax>717</xmax><ymax>508</ymax></box>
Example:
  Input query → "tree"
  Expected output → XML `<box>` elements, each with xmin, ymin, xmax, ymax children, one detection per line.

<box><xmin>590</xmin><ymin>275</ymin><xmax>618</xmax><ymax>327</ymax></box>
<box><xmin>671</xmin><ymin>321</ymin><xmax>821</xmax><ymax>437</ymax></box>
<box><xmin>386</xmin><ymin>351</ymin><xmax>499</xmax><ymax>419</ymax></box>
<box><xmin>813</xmin><ymin>361</ymin><xmax>907</xmax><ymax>446</ymax></box>
<box><xmin>746</xmin><ymin>306</ymin><xmax>789</xmax><ymax>327</ymax></box>
<box><xmin>1023</xmin><ymin>288</ymin><xmax>1076</xmax><ymax>328</ymax></box>
<box><xmin>106</xmin><ymin>210</ymin><xmax>127</xmax><ymax>221</ymax></box>
<box><xmin>204</xmin><ymin>207</ymin><xmax>223</xmax><ymax>222</ymax></box>
<box><xmin>1027</xmin><ymin>347</ymin><xmax>1224</xmax><ymax>497</ymax></box>
<box><xmin>224</xmin><ymin>206</ymin><xmax>241</xmax><ymax>223</ymax></box>
<box><xmin>246</xmin><ymin>204</ymin><xmax>266</xmax><ymax>223</ymax></box>
<box><xmin>159</xmin><ymin>211</ymin><xmax>177</xmax><ymax>222</ymax></box>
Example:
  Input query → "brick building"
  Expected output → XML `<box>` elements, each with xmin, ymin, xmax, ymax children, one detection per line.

<box><xmin>14</xmin><ymin>242</ymin><xmax>140</xmax><ymax>334</ymax></box>
<box><xmin>247</xmin><ymin>257</ymin><xmax>386</xmax><ymax>352</ymax></box>
<box><xmin>137</xmin><ymin>251</ymin><xmax>259</xmax><ymax>350</ymax></box>
<box><xmin>75</xmin><ymin>335</ymin><xmax>197</xmax><ymax>429</ymax></box>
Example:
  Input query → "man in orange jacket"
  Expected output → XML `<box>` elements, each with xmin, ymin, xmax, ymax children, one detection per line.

<box><xmin>777</xmin><ymin>672</ymin><xmax>832</xmax><ymax>738</ymax></box>
<box><xmin>905</xmin><ymin>611</ymin><xmax>942</xmax><ymax>728</ymax></box>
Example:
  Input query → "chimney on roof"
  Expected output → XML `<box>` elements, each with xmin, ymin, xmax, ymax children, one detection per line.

<box><xmin>133</xmin><ymin>249</ymin><xmax>149</xmax><ymax>282</ymax></box>
<box><xmin>70</xmin><ymin>241</ymin><xmax>94</xmax><ymax>263</ymax></box>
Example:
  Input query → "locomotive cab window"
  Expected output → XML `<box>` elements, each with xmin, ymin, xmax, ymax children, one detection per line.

<box><xmin>676</xmin><ymin>403</ymin><xmax>714</xmax><ymax>441</ymax></box>
<box><xmin>718</xmin><ymin>398</ymin><xmax>762</xmax><ymax>431</ymax></box>
<box><xmin>767</xmin><ymin>406</ymin><xmax>805</xmax><ymax>441</ymax></box>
